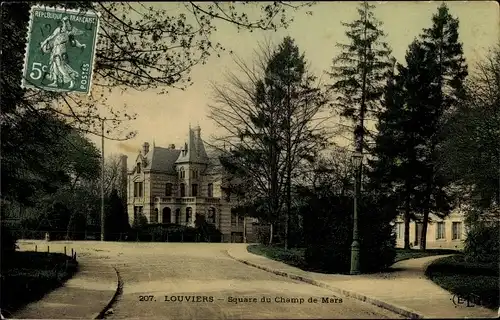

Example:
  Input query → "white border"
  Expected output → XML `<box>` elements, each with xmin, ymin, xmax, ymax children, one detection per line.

<box><xmin>20</xmin><ymin>5</ymin><xmax>101</xmax><ymax>96</ymax></box>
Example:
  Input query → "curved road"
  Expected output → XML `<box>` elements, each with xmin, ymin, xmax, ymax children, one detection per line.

<box><xmin>16</xmin><ymin>242</ymin><xmax>400</xmax><ymax>319</ymax></box>
<box><xmin>84</xmin><ymin>243</ymin><xmax>400</xmax><ymax>320</ymax></box>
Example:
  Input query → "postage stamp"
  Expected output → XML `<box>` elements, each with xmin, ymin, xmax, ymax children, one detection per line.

<box><xmin>21</xmin><ymin>5</ymin><xmax>100</xmax><ymax>94</ymax></box>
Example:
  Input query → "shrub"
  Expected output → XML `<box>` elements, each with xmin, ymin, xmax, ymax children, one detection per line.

<box><xmin>195</xmin><ymin>219</ymin><xmax>223</xmax><ymax>242</ymax></box>
<box><xmin>254</xmin><ymin>224</ymin><xmax>271</xmax><ymax>245</ymax></box>
<box><xmin>302</xmin><ymin>190</ymin><xmax>397</xmax><ymax>273</ymax></box>
<box><xmin>464</xmin><ymin>223</ymin><xmax>500</xmax><ymax>263</ymax></box>
<box><xmin>128</xmin><ymin>223</ymin><xmax>205</xmax><ymax>242</ymax></box>
<box><xmin>1</xmin><ymin>224</ymin><xmax>18</xmax><ymax>262</ymax></box>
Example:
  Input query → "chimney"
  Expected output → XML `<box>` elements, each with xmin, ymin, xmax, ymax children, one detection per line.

<box><xmin>142</xmin><ymin>142</ymin><xmax>150</xmax><ymax>155</ymax></box>
<box><xmin>120</xmin><ymin>154</ymin><xmax>128</xmax><ymax>171</ymax></box>
<box><xmin>169</xmin><ymin>144</ymin><xmax>175</xmax><ymax>149</ymax></box>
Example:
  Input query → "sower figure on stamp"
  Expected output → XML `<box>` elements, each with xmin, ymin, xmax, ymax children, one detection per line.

<box><xmin>40</xmin><ymin>16</ymin><xmax>86</xmax><ymax>89</ymax></box>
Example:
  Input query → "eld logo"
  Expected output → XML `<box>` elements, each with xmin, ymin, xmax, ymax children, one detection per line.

<box><xmin>451</xmin><ymin>293</ymin><xmax>485</xmax><ymax>308</ymax></box>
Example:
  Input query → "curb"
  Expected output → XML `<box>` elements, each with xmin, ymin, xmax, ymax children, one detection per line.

<box><xmin>93</xmin><ymin>266</ymin><xmax>123</xmax><ymax>319</ymax></box>
<box><xmin>225</xmin><ymin>249</ymin><xmax>424</xmax><ymax>319</ymax></box>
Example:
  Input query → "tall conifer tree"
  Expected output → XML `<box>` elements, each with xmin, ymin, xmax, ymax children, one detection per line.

<box><xmin>416</xmin><ymin>3</ymin><xmax>468</xmax><ymax>249</ymax></box>
<box><xmin>328</xmin><ymin>1</ymin><xmax>392</xmax><ymax>156</ymax></box>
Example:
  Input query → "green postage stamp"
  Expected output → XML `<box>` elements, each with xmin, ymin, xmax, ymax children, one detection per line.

<box><xmin>21</xmin><ymin>5</ymin><xmax>100</xmax><ymax>94</ymax></box>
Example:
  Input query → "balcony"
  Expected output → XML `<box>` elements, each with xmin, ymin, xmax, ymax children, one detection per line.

<box><xmin>154</xmin><ymin>197</ymin><xmax>221</xmax><ymax>205</ymax></box>
<box><xmin>155</xmin><ymin>197</ymin><xmax>175</xmax><ymax>203</ymax></box>
<box><xmin>203</xmin><ymin>198</ymin><xmax>221</xmax><ymax>205</ymax></box>
<box><xmin>179</xmin><ymin>197</ymin><xmax>196</xmax><ymax>203</ymax></box>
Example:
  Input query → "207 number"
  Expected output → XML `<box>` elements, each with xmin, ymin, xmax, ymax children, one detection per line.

<box><xmin>30</xmin><ymin>62</ymin><xmax>48</xmax><ymax>80</ymax></box>
<box><xmin>139</xmin><ymin>295</ymin><xmax>155</xmax><ymax>301</ymax></box>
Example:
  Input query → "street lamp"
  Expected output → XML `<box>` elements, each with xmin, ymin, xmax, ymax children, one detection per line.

<box><xmin>101</xmin><ymin>118</ymin><xmax>105</xmax><ymax>242</ymax></box>
<box><xmin>350</xmin><ymin>151</ymin><xmax>363</xmax><ymax>275</ymax></box>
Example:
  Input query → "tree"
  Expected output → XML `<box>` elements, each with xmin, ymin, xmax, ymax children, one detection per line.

<box><xmin>209</xmin><ymin>37</ymin><xmax>329</xmax><ymax>245</ymax></box>
<box><xmin>298</xmin><ymin>148</ymin><xmax>397</xmax><ymax>273</ymax></box>
<box><xmin>1</xmin><ymin>2</ymin><xmax>314</xmax><ymax>208</ymax></box>
<box><xmin>327</xmin><ymin>1</ymin><xmax>393</xmax><ymax>155</ymax></box>
<box><xmin>440</xmin><ymin>43</ymin><xmax>500</xmax><ymax>212</ymax></box>
<box><xmin>105</xmin><ymin>189</ymin><xmax>129</xmax><ymax>241</ymax></box>
<box><xmin>368</xmin><ymin>54</ymin><xmax>415</xmax><ymax>248</ymax></box>
<box><xmin>2</xmin><ymin>2</ymin><xmax>314</xmax><ymax>137</ymax></box>
<box><xmin>371</xmin><ymin>37</ymin><xmax>460</xmax><ymax>249</ymax></box>
<box><xmin>7</xmin><ymin>129</ymin><xmax>102</xmax><ymax>238</ymax></box>
<box><xmin>416</xmin><ymin>3</ymin><xmax>468</xmax><ymax>249</ymax></box>
<box><xmin>327</xmin><ymin>2</ymin><xmax>393</xmax><ymax>256</ymax></box>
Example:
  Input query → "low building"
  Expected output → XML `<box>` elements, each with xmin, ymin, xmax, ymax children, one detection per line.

<box><xmin>126</xmin><ymin>125</ymin><xmax>257</xmax><ymax>242</ymax></box>
<box><xmin>394</xmin><ymin>209</ymin><xmax>467</xmax><ymax>250</ymax></box>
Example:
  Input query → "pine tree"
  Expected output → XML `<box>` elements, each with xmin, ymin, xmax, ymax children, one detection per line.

<box><xmin>369</xmin><ymin>54</ymin><xmax>411</xmax><ymax>248</ymax></box>
<box><xmin>371</xmin><ymin>25</ymin><xmax>466</xmax><ymax>250</ymax></box>
<box><xmin>416</xmin><ymin>3</ymin><xmax>468</xmax><ymax>249</ymax></box>
<box><xmin>328</xmin><ymin>1</ymin><xmax>393</xmax><ymax>155</ymax></box>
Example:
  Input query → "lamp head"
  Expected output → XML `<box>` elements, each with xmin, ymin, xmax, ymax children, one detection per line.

<box><xmin>352</xmin><ymin>152</ymin><xmax>363</xmax><ymax>167</ymax></box>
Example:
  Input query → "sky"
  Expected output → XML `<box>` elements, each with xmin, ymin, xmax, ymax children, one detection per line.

<box><xmin>86</xmin><ymin>1</ymin><xmax>499</xmax><ymax>168</ymax></box>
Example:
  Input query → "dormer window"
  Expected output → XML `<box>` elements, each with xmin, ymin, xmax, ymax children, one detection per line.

<box><xmin>137</xmin><ymin>162</ymin><xmax>141</xmax><ymax>173</ymax></box>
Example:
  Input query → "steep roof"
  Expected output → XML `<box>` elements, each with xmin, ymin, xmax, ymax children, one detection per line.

<box><xmin>175</xmin><ymin>126</ymin><xmax>209</xmax><ymax>164</ymax></box>
<box><xmin>146</xmin><ymin>147</ymin><xmax>181</xmax><ymax>174</ymax></box>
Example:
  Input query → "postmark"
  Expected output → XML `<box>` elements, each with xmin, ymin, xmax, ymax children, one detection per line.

<box><xmin>21</xmin><ymin>5</ymin><xmax>100</xmax><ymax>94</ymax></box>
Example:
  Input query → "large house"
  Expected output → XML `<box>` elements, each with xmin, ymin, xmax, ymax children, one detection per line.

<box><xmin>126</xmin><ymin>125</ymin><xmax>257</xmax><ymax>242</ymax></box>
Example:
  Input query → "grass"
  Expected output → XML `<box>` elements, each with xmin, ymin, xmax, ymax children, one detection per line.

<box><xmin>247</xmin><ymin>244</ymin><xmax>307</xmax><ymax>268</ymax></box>
<box><xmin>247</xmin><ymin>244</ymin><xmax>459</xmax><ymax>268</ymax></box>
<box><xmin>394</xmin><ymin>248</ymin><xmax>459</xmax><ymax>262</ymax></box>
<box><xmin>0</xmin><ymin>251</ymin><xmax>78</xmax><ymax>317</ymax></box>
<box><xmin>425</xmin><ymin>254</ymin><xmax>499</xmax><ymax>310</ymax></box>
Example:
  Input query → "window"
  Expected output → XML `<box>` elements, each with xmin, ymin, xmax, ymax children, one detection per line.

<box><xmin>436</xmin><ymin>222</ymin><xmax>445</xmax><ymax>239</ymax></box>
<box><xmin>137</xmin><ymin>162</ymin><xmax>141</xmax><ymax>173</ymax></box>
<box><xmin>180</xmin><ymin>183</ymin><xmax>185</xmax><ymax>197</ymax></box>
<box><xmin>207</xmin><ymin>183</ymin><xmax>213</xmax><ymax>197</ymax></box>
<box><xmin>452</xmin><ymin>222</ymin><xmax>462</xmax><ymax>240</ymax></box>
<box><xmin>134</xmin><ymin>182</ymin><xmax>143</xmax><ymax>197</ymax></box>
<box><xmin>225</xmin><ymin>190</ymin><xmax>231</xmax><ymax>202</ymax></box>
<box><xmin>151</xmin><ymin>208</ymin><xmax>158</xmax><ymax>224</ymax></box>
<box><xmin>165</xmin><ymin>183</ymin><xmax>173</xmax><ymax>196</ymax></box>
<box><xmin>193</xmin><ymin>170</ymin><xmax>198</xmax><ymax>179</ymax></box>
<box><xmin>186</xmin><ymin>207</ymin><xmax>192</xmax><ymax>223</ymax></box>
<box><xmin>208</xmin><ymin>207</ymin><xmax>216</xmax><ymax>223</ymax></box>
<box><xmin>396</xmin><ymin>222</ymin><xmax>404</xmax><ymax>239</ymax></box>
<box><xmin>179</xmin><ymin>168</ymin><xmax>185</xmax><ymax>179</ymax></box>
<box><xmin>231</xmin><ymin>210</ymin><xmax>237</xmax><ymax>225</ymax></box>
<box><xmin>191</xmin><ymin>184</ymin><xmax>198</xmax><ymax>197</ymax></box>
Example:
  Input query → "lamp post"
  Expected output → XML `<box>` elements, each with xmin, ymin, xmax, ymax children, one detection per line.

<box><xmin>101</xmin><ymin>118</ymin><xmax>105</xmax><ymax>242</ymax></box>
<box><xmin>350</xmin><ymin>151</ymin><xmax>363</xmax><ymax>275</ymax></box>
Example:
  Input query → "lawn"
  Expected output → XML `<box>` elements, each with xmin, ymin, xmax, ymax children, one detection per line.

<box><xmin>0</xmin><ymin>251</ymin><xmax>78</xmax><ymax>317</ymax></box>
<box><xmin>425</xmin><ymin>254</ymin><xmax>499</xmax><ymax>310</ymax></box>
<box><xmin>394</xmin><ymin>248</ymin><xmax>459</xmax><ymax>262</ymax></box>
<box><xmin>247</xmin><ymin>244</ymin><xmax>458</xmax><ymax>267</ymax></box>
<box><xmin>247</xmin><ymin>244</ymin><xmax>307</xmax><ymax>268</ymax></box>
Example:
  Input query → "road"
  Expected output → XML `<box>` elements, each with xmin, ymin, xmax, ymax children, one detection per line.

<box><xmin>17</xmin><ymin>242</ymin><xmax>401</xmax><ymax>319</ymax></box>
